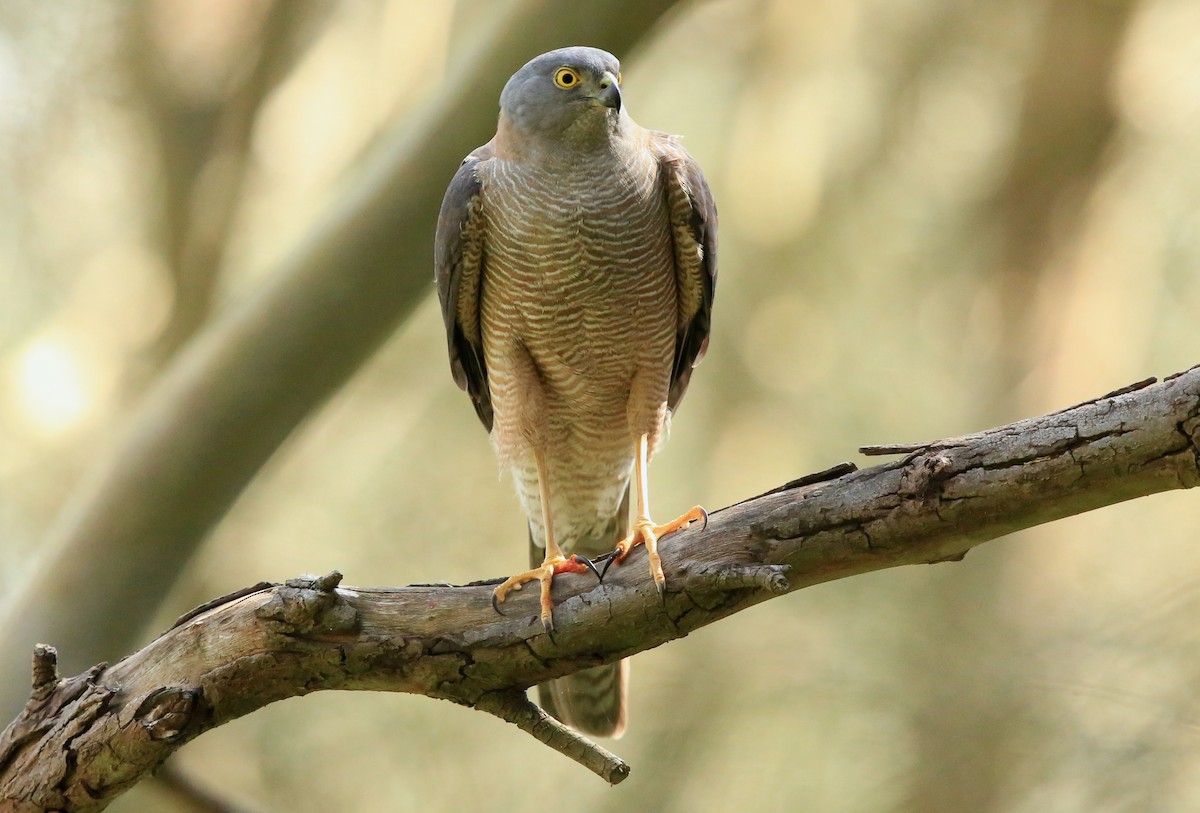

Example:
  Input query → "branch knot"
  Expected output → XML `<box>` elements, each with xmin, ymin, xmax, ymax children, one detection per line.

<box><xmin>257</xmin><ymin>571</ymin><xmax>358</xmax><ymax>635</ymax></box>
<box><xmin>135</xmin><ymin>687</ymin><xmax>199</xmax><ymax>742</ymax></box>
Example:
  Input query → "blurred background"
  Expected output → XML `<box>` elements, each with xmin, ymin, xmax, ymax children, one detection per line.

<box><xmin>2</xmin><ymin>0</ymin><xmax>1200</xmax><ymax>810</ymax></box>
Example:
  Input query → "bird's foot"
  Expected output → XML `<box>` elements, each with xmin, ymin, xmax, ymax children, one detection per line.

<box><xmin>491</xmin><ymin>554</ymin><xmax>601</xmax><ymax>633</ymax></box>
<box><xmin>606</xmin><ymin>506</ymin><xmax>708</xmax><ymax>594</ymax></box>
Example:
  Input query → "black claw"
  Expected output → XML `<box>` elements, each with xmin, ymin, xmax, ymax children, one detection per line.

<box><xmin>542</xmin><ymin>615</ymin><xmax>556</xmax><ymax>638</ymax></box>
<box><xmin>578</xmin><ymin>555</ymin><xmax>602</xmax><ymax>582</ymax></box>
<box><xmin>491</xmin><ymin>591</ymin><xmax>505</xmax><ymax>616</ymax></box>
<box><xmin>655</xmin><ymin>578</ymin><xmax>667</xmax><ymax>602</ymax></box>
<box><xmin>698</xmin><ymin>507</ymin><xmax>709</xmax><ymax>532</ymax></box>
<box><xmin>598</xmin><ymin>551</ymin><xmax>620</xmax><ymax>582</ymax></box>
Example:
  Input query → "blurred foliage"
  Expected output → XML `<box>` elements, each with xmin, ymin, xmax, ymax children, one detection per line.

<box><xmin>2</xmin><ymin>0</ymin><xmax>1200</xmax><ymax>811</ymax></box>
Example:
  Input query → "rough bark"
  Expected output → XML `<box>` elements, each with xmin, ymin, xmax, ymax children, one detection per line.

<box><xmin>2</xmin><ymin>367</ymin><xmax>1198</xmax><ymax>811</ymax></box>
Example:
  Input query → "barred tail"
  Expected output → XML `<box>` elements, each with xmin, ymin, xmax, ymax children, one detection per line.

<box><xmin>532</xmin><ymin>486</ymin><xmax>630</xmax><ymax>738</ymax></box>
<box><xmin>538</xmin><ymin>660</ymin><xmax>628</xmax><ymax>738</ymax></box>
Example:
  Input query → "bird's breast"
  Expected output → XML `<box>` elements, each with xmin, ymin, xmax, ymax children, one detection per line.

<box><xmin>484</xmin><ymin>156</ymin><xmax>672</xmax><ymax>321</ymax></box>
<box><xmin>479</xmin><ymin>150</ymin><xmax>678</xmax><ymax>411</ymax></box>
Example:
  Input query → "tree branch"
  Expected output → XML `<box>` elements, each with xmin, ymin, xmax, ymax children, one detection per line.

<box><xmin>3</xmin><ymin>367</ymin><xmax>1198</xmax><ymax>810</ymax></box>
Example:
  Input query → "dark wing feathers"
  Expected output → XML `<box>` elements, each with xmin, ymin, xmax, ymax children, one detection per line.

<box><xmin>658</xmin><ymin>140</ymin><xmax>718</xmax><ymax>413</ymax></box>
<box><xmin>435</xmin><ymin>147</ymin><xmax>493</xmax><ymax>431</ymax></box>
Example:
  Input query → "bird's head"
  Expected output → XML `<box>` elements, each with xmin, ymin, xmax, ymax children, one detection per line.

<box><xmin>499</xmin><ymin>46</ymin><xmax>624</xmax><ymax>147</ymax></box>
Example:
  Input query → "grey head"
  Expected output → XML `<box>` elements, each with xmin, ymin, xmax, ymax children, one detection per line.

<box><xmin>499</xmin><ymin>46</ymin><xmax>624</xmax><ymax>145</ymax></box>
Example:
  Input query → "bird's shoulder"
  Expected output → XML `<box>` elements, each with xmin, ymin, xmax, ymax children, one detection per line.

<box><xmin>448</xmin><ymin>142</ymin><xmax>494</xmax><ymax>192</ymax></box>
<box><xmin>643</xmin><ymin>129</ymin><xmax>695</xmax><ymax>167</ymax></box>
<box><xmin>435</xmin><ymin>143</ymin><xmax>494</xmax><ymax>251</ymax></box>
<box><xmin>642</xmin><ymin>130</ymin><xmax>714</xmax><ymax>206</ymax></box>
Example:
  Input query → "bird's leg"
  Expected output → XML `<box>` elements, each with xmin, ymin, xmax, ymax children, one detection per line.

<box><xmin>610</xmin><ymin>434</ymin><xmax>707</xmax><ymax>593</ymax></box>
<box><xmin>492</xmin><ymin>448</ymin><xmax>600</xmax><ymax>632</ymax></box>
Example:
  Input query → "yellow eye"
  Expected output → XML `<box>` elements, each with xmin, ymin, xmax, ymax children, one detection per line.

<box><xmin>553</xmin><ymin>67</ymin><xmax>581</xmax><ymax>89</ymax></box>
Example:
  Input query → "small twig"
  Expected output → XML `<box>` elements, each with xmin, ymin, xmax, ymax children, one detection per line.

<box><xmin>766</xmin><ymin>462</ymin><xmax>859</xmax><ymax>494</ymax></box>
<box><xmin>30</xmin><ymin>645</ymin><xmax>58</xmax><ymax>702</ymax></box>
<box><xmin>1100</xmin><ymin>376</ymin><xmax>1158</xmax><ymax>398</ymax></box>
<box><xmin>169</xmin><ymin>582</ymin><xmax>276</xmax><ymax>630</ymax></box>
<box><xmin>474</xmin><ymin>690</ymin><xmax>631</xmax><ymax>785</ymax></box>
<box><xmin>858</xmin><ymin>443</ymin><xmax>933</xmax><ymax>456</ymax></box>
<box><xmin>721</xmin><ymin>462</ymin><xmax>858</xmax><ymax>510</ymax></box>
<box><xmin>860</xmin><ymin>377</ymin><xmax>1165</xmax><ymax>458</ymax></box>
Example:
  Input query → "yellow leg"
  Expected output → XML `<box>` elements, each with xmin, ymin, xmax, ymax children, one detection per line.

<box><xmin>612</xmin><ymin>434</ymin><xmax>707</xmax><ymax>591</ymax></box>
<box><xmin>492</xmin><ymin>448</ymin><xmax>598</xmax><ymax>631</ymax></box>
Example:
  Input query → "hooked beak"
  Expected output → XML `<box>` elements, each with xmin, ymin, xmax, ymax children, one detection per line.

<box><xmin>595</xmin><ymin>71</ymin><xmax>621</xmax><ymax>113</ymax></box>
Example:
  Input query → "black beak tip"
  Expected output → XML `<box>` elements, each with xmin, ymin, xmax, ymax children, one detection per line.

<box><xmin>601</xmin><ymin>84</ymin><xmax>622</xmax><ymax>113</ymax></box>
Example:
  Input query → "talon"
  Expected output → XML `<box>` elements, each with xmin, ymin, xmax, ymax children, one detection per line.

<box><xmin>698</xmin><ymin>506</ymin><xmax>709</xmax><ymax>531</ymax></box>
<box><xmin>599</xmin><ymin>553</ymin><xmax>618</xmax><ymax>582</ymax></box>
<box><xmin>577</xmin><ymin>555</ymin><xmax>602</xmax><ymax>582</ymax></box>
<box><xmin>607</xmin><ymin>505</ymin><xmax>708</xmax><ymax>590</ymax></box>
<box><xmin>489</xmin><ymin>553</ymin><xmax>602</xmax><ymax>633</ymax></box>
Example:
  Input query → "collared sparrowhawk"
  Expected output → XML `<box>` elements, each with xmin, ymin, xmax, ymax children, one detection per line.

<box><xmin>435</xmin><ymin>46</ymin><xmax>717</xmax><ymax>738</ymax></box>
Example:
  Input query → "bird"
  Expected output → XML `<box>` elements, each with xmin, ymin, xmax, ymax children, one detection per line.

<box><xmin>434</xmin><ymin>46</ymin><xmax>716</xmax><ymax>738</ymax></box>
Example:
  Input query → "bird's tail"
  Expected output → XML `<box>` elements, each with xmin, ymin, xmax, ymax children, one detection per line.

<box><xmin>533</xmin><ymin>486</ymin><xmax>630</xmax><ymax>738</ymax></box>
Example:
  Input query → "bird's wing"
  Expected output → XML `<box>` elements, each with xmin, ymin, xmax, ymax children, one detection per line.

<box><xmin>655</xmin><ymin>136</ymin><xmax>718</xmax><ymax>412</ymax></box>
<box><xmin>435</xmin><ymin>145</ymin><xmax>493</xmax><ymax>431</ymax></box>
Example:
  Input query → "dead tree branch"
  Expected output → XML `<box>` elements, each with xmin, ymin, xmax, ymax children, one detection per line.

<box><xmin>2</xmin><ymin>366</ymin><xmax>1198</xmax><ymax>811</ymax></box>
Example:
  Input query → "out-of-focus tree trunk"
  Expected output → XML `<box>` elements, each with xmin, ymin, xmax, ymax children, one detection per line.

<box><xmin>902</xmin><ymin>3</ymin><xmax>1136</xmax><ymax>811</ymax></box>
<box><xmin>125</xmin><ymin>0</ymin><xmax>317</xmax><ymax>374</ymax></box>
<box><xmin>989</xmin><ymin>0</ymin><xmax>1136</xmax><ymax>406</ymax></box>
